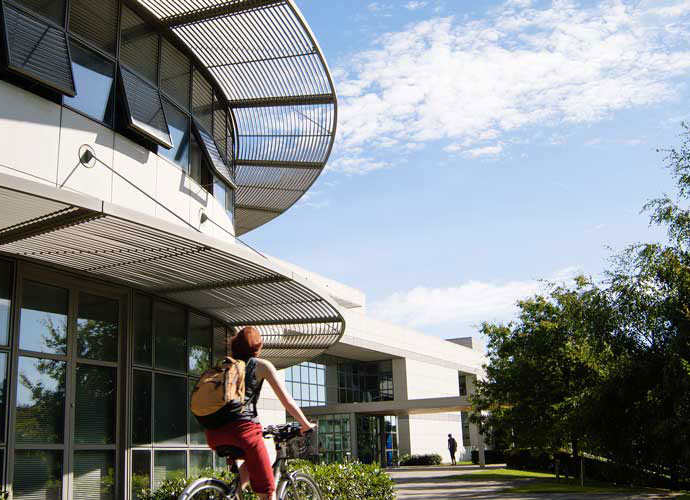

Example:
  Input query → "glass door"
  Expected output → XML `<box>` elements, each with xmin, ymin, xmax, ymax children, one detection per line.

<box><xmin>10</xmin><ymin>271</ymin><xmax>124</xmax><ymax>500</ymax></box>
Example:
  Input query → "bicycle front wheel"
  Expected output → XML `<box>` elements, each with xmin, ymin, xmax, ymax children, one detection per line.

<box><xmin>278</xmin><ymin>472</ymin><xmax>322</xmax><ymax>500</ymax></box>
<box><xmin>178</xmin><ymin>478</ymin><xmax>237</xmax><ymax>500</ymax></box>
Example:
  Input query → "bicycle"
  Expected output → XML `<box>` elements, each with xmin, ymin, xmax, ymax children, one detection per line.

<box><xmin>178</xmin><ymin>423</ymin><xmax>322</xmax><ymax>500</ymax></box>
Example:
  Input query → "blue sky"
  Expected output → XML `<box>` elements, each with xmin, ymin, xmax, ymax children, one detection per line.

<box><xmin>244</xmin><ymin>0</ymin><xmax>690</xmax><ymax>341</ymax></box>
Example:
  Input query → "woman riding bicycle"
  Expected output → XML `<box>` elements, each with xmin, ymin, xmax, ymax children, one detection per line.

<box><xmin>204</xmin><ymin>326</ymin><xmax>316</xmax><ymax>500</ymax></box>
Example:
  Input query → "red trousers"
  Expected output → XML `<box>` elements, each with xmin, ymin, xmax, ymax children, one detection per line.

<box><xmin>205</xmin><ymin>421</ymin><xmax>275</xmax><ymax>495</ymax></box>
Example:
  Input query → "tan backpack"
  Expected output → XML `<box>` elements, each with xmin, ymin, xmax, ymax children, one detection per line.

<box><xmin>190</xmin><ymin>357</ymin><xmax>246</xmax><ymax>429</ymax></box>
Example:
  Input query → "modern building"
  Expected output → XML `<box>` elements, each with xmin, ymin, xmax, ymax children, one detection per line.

<box><xmin>0</xmin><ymin>0</ymin><xmax>347</xmax><ymax>499</ymax></box>
<box><xmin>253</xmin><ymin>262</ymin><xmax>487</xmax><ymax>467</ymax></box>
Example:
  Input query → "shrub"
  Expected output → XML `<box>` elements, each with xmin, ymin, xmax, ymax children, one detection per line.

<box><xmin>137</xmin><ymin>462</ymin><xmax>395</xmax><ymax>500</ymax></box>
<box><xmin>399</xmin><ymin>453</ymin><xmax>442</xmax><ymax>466</ymax></box>
<box><xmin>470</xmin><ymin>449</ymin><xmax>506</xmax><ymax>465</ymax></box>
<box><xmin>504</xmin><ymin>448</ymin><xmax>552</xmax><ymax>471</ymax></box>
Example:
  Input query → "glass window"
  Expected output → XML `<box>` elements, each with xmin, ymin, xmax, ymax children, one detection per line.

<box><xmin>15</xmin><ymin>356</ymin><xmax>66</xmax><ymax>444</ymax></box>
<box><xmin>190</xmin><ymin>135</ymin><xmax>203</xmax><ymax>185</ymax></box>
<box><xmin>120</xmin><ymin>6</ymin><xmax>159</xmax><ymax>84</ymax></box>
<box><xmin>0</xmin><ymin>353</ymin><xmax>6</xmax><ymax>442</ymax></box>
<box><xmin>153</xmin><ymin>451</ymin><xmax>185</xmax><ymax>490</ymax></box>
<box><xmin>16</xmin><ymin>0</ymin><xmax>66</xmax><ymax>25</ymax></box>
<box><xmin>189</xmin><ymin>314</ymin><xmax>212</xmax><ymax>376</ymax></box>
<box><xmin>189</xmin><ymin>450</ymin><xmax>212</xmax><ymax>476</ymax></box>
<box><xmin>132</xmin><ymin>450</ymin><xmax>151</xmax><ymax>500</ymax></box>
<box><xmin>192</xmin><ymin>71</ymin><xmax>213</xmax><ymax>134</ymax></box>
<box><xmin>459</xmin><ymin>374</ymin><xmax>467</xmax><ymax>396</ymax></box>
<box><xmin>68</xmin><ymin>0</ymin><xmax>118</xmax><ymax>55</ymax></box>
<box><xmin>74</xmin><ymin>364</ymin><xmax>116</xmax><ymax>444</ymax></box>
<box><xmin>189</xmin><ymin>379</ymin><xmax>204</xmax><ymax>445</ymax></box>
<box><xmin>154</xmin><ymin>374</ymin><xmax>186</xmax><ymax>444</ymax></box>
<box><xmin>20</xmin><ymin>281</ymin><xmax>68</xmax><ymax>355</ymax></box>
<box><xmin>77</xmin><ymin>292</ymin><xmax>118</xmax><ymax>362</ymax></box>
<box><xmin>14</xmin><ymin>450</ymin><xmax>63</xmax><ymax>500</ymax></box>
<box><xmin>132</xmin><ymin>370</ymin><xmax>152</xmax><ymax>445</ymax></box>
<box><xmin>64</xmin><ymin>43</ymin><xmax>115</xmax><ymax>125</ymax></box>
<box><xmin>154</xmin><ymin>301</ymin><xmax>186</xmax><ymax>372</ymax></box>
<box><xmin>160</xmin><ymin>39</ymin><xmax>190</xmax><ymax>111</ymax></box>
<box><xmin>73</xmin><ymin>450</ymin><xmax>115</xmax><ymax>500</ymax></box>
<box><xmin>160</xmin><ymin>100</ymin><xmax>190</xmax><ymax>171</ymax></box>
<box><xmin>0</xmin><ymin>261</ymin><xmax>12</xmax><ymax>346</ymax></box>
<box><xmin>213</xmin><ymin>177</ymin><xmax>227</xmax><ymax>211</ymax></box>
<box><xmin>133</xmin><ymin>295</ymin><xmax>152</xmax><ymax>366</ymax></box>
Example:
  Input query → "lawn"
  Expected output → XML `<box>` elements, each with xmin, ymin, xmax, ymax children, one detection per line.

<box><xmin>451</xmin><ymin>468</ymin><xmax>687</xmax><ymax>496</ymax></box>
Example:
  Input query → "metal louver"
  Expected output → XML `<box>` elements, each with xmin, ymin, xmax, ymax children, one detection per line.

<box><xmin>2</xmin><ymin>3</ymin><xmax>75</xmax><ymax>96</ymax></box>
<box><xmin>119</xmin><ymin>66</ymin><xmax>172</xmax><ymax>148</ymax></box>
<box><xmin>193</xmin><ymin>119</ymin><xmax>235</xmax><ymax>188</ymax></box>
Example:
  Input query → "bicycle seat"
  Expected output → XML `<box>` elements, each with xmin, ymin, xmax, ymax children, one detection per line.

<box><xmin>215</xmin><ymin>446</ymin><xmax>245</xmax><ymax>459</ymax></box>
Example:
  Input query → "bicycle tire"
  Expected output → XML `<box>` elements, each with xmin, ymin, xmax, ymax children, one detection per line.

<box><xmin>277</xmin><ymin>472</ymin><xmax>322</xmax><ymax>500</ymax></box>
<box><xmin>177</xmin><ymin>478</ymin><xmax>237</xmax><ymax>500</ymax></box>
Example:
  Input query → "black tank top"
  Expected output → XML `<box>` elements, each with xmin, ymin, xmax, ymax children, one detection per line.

<box><xmin>233</xmin><ymin>358</ymin><xmax>264</xmax><ymax>423</ymax></box>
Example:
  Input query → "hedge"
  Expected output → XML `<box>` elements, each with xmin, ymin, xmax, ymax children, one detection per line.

<box><xmin>136</xmin><ymin>461</ymin><xmax>395</xmax><ymax>500</ymax></box>
<box><xmin>471</xmin><ymin>449</ymin><xmax>505</xmax><ymax>465</ymax></box>
<box><xmin>399</xmin><ymin>454</ymin><xmax>442</xmax><ymax>466</ymax></box>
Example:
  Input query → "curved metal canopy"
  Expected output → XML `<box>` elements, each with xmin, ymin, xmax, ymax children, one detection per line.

<box><xmin>135</xmin><ymin>0</ymin><xmax>338</xmax><ymax>236</ymax></box>
<box><xmin>0</xmin><ymin>174</ymin><xmax>344</xmax><ymax>368</ymax></box>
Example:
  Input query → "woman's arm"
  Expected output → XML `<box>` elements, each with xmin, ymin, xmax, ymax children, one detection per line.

<box><xmin>256</xmin><ymin>359</ymin><xmax>316</xmax><ymax>433</ymax></box>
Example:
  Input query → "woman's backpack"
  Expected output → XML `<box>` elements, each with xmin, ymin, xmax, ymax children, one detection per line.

<box><xmin>190</xmin><ymin>357</ymin><xmax>246</xmax><ymax>429</ymax></box>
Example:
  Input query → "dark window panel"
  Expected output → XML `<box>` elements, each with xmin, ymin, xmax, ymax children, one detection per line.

<box><xmin>0</xmin><ymin>353</ymin><xmax>6</xmax><ymax>442</ymax></box>
<box><xmin>68</xmin><ymin>0</ymin><xmax>118</xmax><ymax>55</ymax></box>
<box><xmin>74</xmin><ymin>364</ymin><xmax>117</xmax><ymax>444</ymax></box>
<box><xmin>73</xmin><ymin>450</ymin><xmax>115</xmax><ymax>500</ymax></box>
<box><xmin>159</xmin><ymin>100</ymin><xmax>190</xmax><ymax>171</ymax></box>
<box><xmin>20</xmin><ymin>280</ymin><xmax>68</xmax><ymax>355</ymax></box>
<box><xmin>189</xmin><ymin>314</ymin><xmax>212</xmax><ymax>376</ymax></box>
<box><xmin>77</xmin><ymin>292</ymin><xmax>118</xmax><ymax>362</ymax></box>
<box><xmin>0</xmin><ymin>261</ymin><xmax>12</xmax><ymax>346</ymax></box>
<box><xmin>64</xmin><ymin>42</ymin><xmax>115</xmax><ymax>126</ymax></box>
<box><xmin>133</xmin><ymin>295</ymin><xmax>152</xmax><ymax>367</ymax></box>
<box><xmin>160</xmin><ymin>39</ymin><xmax>190</xmax><ymax>111</ymax></box>
<box><xmin>192</xmin><ymin>70</ymin><xmax>213</xmax><ymax>134</ymax></box>
<box><xmin>119</xmin><ymin>67</ymin><xmax>172</xmax><ymax>148</ymax></box>
<box><xmin>193</xmin><ymin>119</ymin><xmax>233</xmax><ymax>186</ymax></box>
<box><xmin>15</xmin><ymin>356</ymin><xmax>66</xmax><ymax>444</ymax></box>
<box><xmin>132</xmin><ymin>370</ymin><xmax>151</xmax><ymax>445</ymax></box>
<box><xmin>13</xmin><ymin>0</ymin><xmax>66</xmax><ymax>25</ymax></box>
<box><xmin>154</xmin><ymin>373</ymin><xmax>186</xmax><ymax>444</ymax></box>
<box><xmin>14</xmin><ymin>450</ymin><xmax>63</xmax><ymax>500</ymax></box>
<box><xmin>189</xmin><ymin>450</ymin><xmax>212</xmax><ymax>476</ymax></box>
<box><xmin>213</xmin><ymin>104</ymin><xmax>227</xmax><ymax>161</ymax></box>
<box><xmin>153</xmin><ymin>450</ymin><xmax>185</xmax><ymax>490</ymax></box>
<box><xmin>120</xmin><ymin>6</ymin><xmax>159</xmax><ymax>85</ymax></box>
<box><xmin>3</xmin><ymin>5</ymin><xmax>75</xmax><ymax>96</ymax></box>
<box><xmin>132</xmin><ymin>450</ymin><xmax>151</xmax><ymax>500</ymax></box>
<box><xmin>154</xmin><ymin>301</ymin><xmax>186</xmax><ymax>372</ymax></box>
<box><xmin>189</xmin><ymin>379</ymin><xmax>204</xmax><ymax>445</ymax></box>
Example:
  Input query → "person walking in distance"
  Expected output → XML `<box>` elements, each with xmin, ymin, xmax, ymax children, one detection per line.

<box><xmin>448</xmin><ymin>433</ymin><xmax>458</xmax><ymax>465</ymax></box>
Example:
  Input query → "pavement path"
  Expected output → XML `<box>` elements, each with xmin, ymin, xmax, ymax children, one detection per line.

<box><xmin>388</xmin><ymin>465</ymin><xmax>683</xmax><ymax>500</ymax></box>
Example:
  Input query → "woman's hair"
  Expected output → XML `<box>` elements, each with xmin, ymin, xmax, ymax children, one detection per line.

<box><xmin>231</xmin><ymin>326</ymin><xmax>263</xmax><ymax>361</ymax></box>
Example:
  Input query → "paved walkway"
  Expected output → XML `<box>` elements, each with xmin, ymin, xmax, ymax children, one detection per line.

<box><xmin>388</xmin><ymin>466</ymin><xmax>683</xmax><ymax>500</ymax></box>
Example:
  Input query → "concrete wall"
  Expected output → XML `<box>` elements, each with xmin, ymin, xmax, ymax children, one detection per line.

<box><xmin>405</xmin><ymin>359</ymin><xmax>460</xmax><ymax>399</ymax></box>
<box><xmin>0</xmin><ymin>81</ymin><xmax>235</xmax><ymax>241</ymax></box>
<box><xmin>407</xmin><ymin>413</ymin><xmax>464</xmax><ymax>462</ymax></box>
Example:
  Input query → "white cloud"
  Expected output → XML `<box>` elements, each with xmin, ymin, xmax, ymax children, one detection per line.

<box><xmin>463</xmin><ymin>144</ymin><xmax>504</xmax><ymax>158</ymax></box>
<box><xmin>405</xmin><ymin>1</ymin><xmax>428</xmax><ymax>10</ymax></box>
<box><xmin>330</xmin><ymin>0</ymin><xmax>690</xmax><ymax>174</ymax></box>
<box><xmin>370</xmin><ymin>267</ymin><xmax>582</xmax><ymax>328</ymax></box>
<box><xmin>326</xmin><ymin>156</ymin><xmax>390</xmax><ymax>175</ymax></box>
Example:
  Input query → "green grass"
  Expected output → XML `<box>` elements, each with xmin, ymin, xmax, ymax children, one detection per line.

<box><xmin>450</xmin><ymin>468</ymin><xmax>685</xmax><ymax>496</ymax></box>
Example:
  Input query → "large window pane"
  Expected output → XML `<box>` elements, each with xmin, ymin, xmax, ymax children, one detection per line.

<box><xmin>154</xmin><ymin>374</ymin><xmax>186</xmax><ymax>444</ymax></box>
<box><xmin>14</xmin><ymin>450</ymin><xmax>63</xmax><ymax>500</ymax></box>
<box><xmin>132</xmin><ymin>370</ymin><xmax>151</xmax><ymax>445</ymax></box>
<box><xmin>120</xmin><ymin>7</ymin><xmax>159</xmax><ymax>84</ymax></box>
<box><xmin>20</xmin><ymin>281</ymin><xmax>68</xmax><ymax>355</ymax></box>
<box><xmin>15</xmin><ymin>0</ymin><xmax>66</xmax><ymax>25</ymax></box>
<box><xmin>160</xmin><ymin>100</ymin><xmax>190</xmax><ymax>170</ymax></box>
<box><xmin>154</xmin><ymin>302</ymin><xmax>186</xmax><ymax>372</ymax></box>
<box><xmin>16</xmin><ymin>356</ymin><xmax>66</xmax><ymax>444</ymax></box>
<box><xmin>64</xmin><ymin>43</ymin><xmax>115</xmax><ymax>126</ymax></box>
<box><xmin>132</xmin><ymin>450</ymin><xmax>151</xmax><ymax>500</ymax></box>
<box><xmin>0</xmin><ymin>261</ymin><xmax>12</xmax><ymax>346</ymax></box>
<box><xmin>0</xmin><ymin>353</ymin><xmax>6</xmax><ymax>442</ymax></box>
<box><xmin>68</xmin><ymin>0</ymin><xmax>118</xmax><ymax>55</ymax></box>
<box><xmin>189</xmin><ymin>450</ymin><xmax>212</xmax><ymax>476</ymax></box>
<box><xmin>75</xmin><ymin>364</ymin><xmax>116</xmax><ymax>444</ymax></box>
<box><xmin>133</xmin><ymin>295</ymin><xmax>152</xmax><ymax>366</ymax></box>
<box><xmin>189</xmin><ymin>378</ymin><xmax>204</xmax><ymax>445</ymax></box>
<box><xmin>73</xmin><ymin>450</ymin><xmax>115</xmax><ymax>500</ymax></box>
<box><xmin>153</xmin><ymin>451</ymin><xmax>185</xmax><ymax>490</ymax></box>
<box><xmin>77</xmin><ymin>292</ymin><xmax>118</xmax><ymax>362</ymax></box>
<box><xmin>189</xmin><ymin>314</ymin><xmax>212</xmax><ymax>376</ymax></box>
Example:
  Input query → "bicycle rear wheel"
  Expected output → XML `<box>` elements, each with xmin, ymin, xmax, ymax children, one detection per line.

<box><xmin>278</xmin><ymin>472</ymin><xmax>322</xmax><ymax>500</ymax></box>
<box><xmin>178</xmin><ymin>478</ymin><xmax>236</xmax><ymax>500</ymax></box>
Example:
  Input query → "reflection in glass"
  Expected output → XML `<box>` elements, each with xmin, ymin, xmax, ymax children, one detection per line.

<box><xmin>160</xmin><ymin>100</ymin><xmax>190</xmax><ymax>170</ymax></box>
<box><xmin>153</xmin><ymin>451</ymin><xmax>185</xmax><ymax>489</ymax></box>
<box><xmin>154</xmin><ymin>302</ymin><xmax>186</xmax><ymax>372</ymax></box>
<box><xmin>189</xmin><ymin>378</ymin><xmax>204</xmax><ymax>445</ymax></box>
<box><xmin>14</xmin><ymin>449</ymin><xmax>62</xmax><ymax>500</ymax></box>
<box><xmin>17</xmin><ymin>0</ymin><xmax>66</xmax><ymax>24</ymax></box>
<box><xmin>132</xmin><ymin>370</ymin><xmax>151</xmax><ymax>445</ymax></box>
<box><xmin>133</xmin><ymin>295</ymin><xmax>152</xmax><ymax>366</ymax></box>
<box><xmin>132</xmin><ymin>451</ymin><xmax>151</xmax><ymax>500</ymax></box>
<box><xmin>0</xmin><ymin>261</ymin><xmax>12</xmax><ymax>346</ymax></box>
<box><xmin>0</xmin><ymin>353</ymin><xmax>7</xmax><ymax>443</ymax></box>
<box><xmin>15</xmin><ymin>356</ymin><xmax>66</xmax><ymax>444</ymax></box>
<box><xmin>20</xmin><ymin>281</ymin><xmax>68</xmax><ymax>355</ymax></box>
<box><xmin>78</xmin><ymin>292</ymin><xmax>118</xmax><ymax>362</ymax></box>
<box><xmin>73</xmin><ymin>450</ymin><xmax>115</xmax><ymax>500</ymax></box>
<box><xmin>154</xmin><ymin>374</ymin><xmax>186</xmax><ymax>444</ymax></box>
<box><xmin>75</xmin><ymin>364</ymin><xmax>116</xmax><ymax>444</ymax></box>
<box><xmin>190</xmin><ymin>450</ymin><xmax>212</xmax><ymax>476</ymax></box>
<box><xmin>189</xmin><ymin>314</ymin><xmax>212</xmax><ymax>376</ymax></box>
<box><xmin>64</xmin><ymin>43</ymin><xmax>115</xmax><ymax>125</ymax></box>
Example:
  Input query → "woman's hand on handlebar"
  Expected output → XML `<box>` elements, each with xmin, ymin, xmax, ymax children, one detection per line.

<box><xmin>300</xmin><ymin>421</ymin><xmax>316</xmax><ymax>435</ymax></box>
